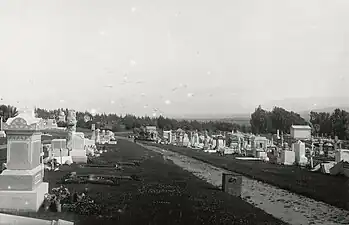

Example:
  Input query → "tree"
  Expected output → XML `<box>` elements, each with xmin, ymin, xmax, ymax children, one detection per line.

<box><xmin>250</xmin><ymin>105</ymin><xmax>271</xmax><ymax>134</ymax></box>
<box><xmin>0</xmin><ymin>105</ymin><xmax>18</xmax><ymax>122</ymax></box>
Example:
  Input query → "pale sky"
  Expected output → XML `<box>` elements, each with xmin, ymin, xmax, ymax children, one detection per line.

<box><xmin>0</xmin><ymin>0</ymin><xmax>348</xmax><ymax>117</ymax></box>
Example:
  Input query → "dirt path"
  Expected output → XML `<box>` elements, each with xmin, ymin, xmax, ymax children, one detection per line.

<box><xmin>137</xmin><ymin>143</ymin><xmax>349</xmax><ymax>225</ymax></box>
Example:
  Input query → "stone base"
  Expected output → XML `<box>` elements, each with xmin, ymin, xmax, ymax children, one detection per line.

<box><xmin>280</xmin><ymin>150</ymin><xmax>295</xmax><ymax>165</ymax></box>
<box><xmin>0</xmin><ymin>213</ymin><xmax>74</xmax><ymax>225</ymax></box>
<box><xmin>0</xmin><ymin>182</ymin><xmax>49</xmax><ymax>212</ymax></box>
<box><xmin>0</xmin><ymin>165</ymin><xmax>44</xmax><ymax>191</ymax></box>
<box><xmin>70</xmin><ymin>150</ymin><xmax>87</xmax><ymax>164</ymax></box>
<box><xmin>53</xmin><ymin>156</ymin><xmax>73</xmax><ymax>165</ymax></box>
<box><xmin>297</xmin><ymin>156</ymin><xmax>308</xmax><ymax>166</ymax></box>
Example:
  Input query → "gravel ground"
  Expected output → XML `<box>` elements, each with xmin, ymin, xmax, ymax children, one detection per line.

<box><xmin>137</xmin><ymin>142</ymin><xmax>349</xmax><ymax>225</ymax></box>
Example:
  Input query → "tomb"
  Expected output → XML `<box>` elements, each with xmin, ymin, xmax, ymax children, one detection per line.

<box><xmin>290</xmin><ymin>125</ymin><xmax>311</xmax><ymax>140</ymax></box>
<box><xmin>0</xmin><ymin>110</ymin><xmax>49</xmax><ymax>212</ymax></box>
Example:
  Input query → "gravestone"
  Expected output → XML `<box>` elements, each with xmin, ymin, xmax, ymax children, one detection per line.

<box><xmin>183</xmin><ymin>133</ymin><xmax>190</xmax><ymax>147</ymax></box>
<box><xmin>91</xmin><ymin>124</ymin><xmax>96</xmax><ymax>141</ymax></box>
<box><xmin>51</xmin><ymin>139</ymin><xmax>72</xmax><ymax>165</ymax></box>
<box><xmin>279</xmin><ymin>150</ymin><xmax>295</xmax><ymax>165</ymax></box>
<box><xmin>84</xmin><ymin>138</ymin><xmax>96</xmax><ymax>156</ymax></box>
<box><xmin>222</xmin><ymin>173</ymin><xmax>242</xmax><ymax>197</ymax></box>
<box><xmin>96</xmin><ymin>129</ymin><xmax>101</xmax><ymax>144</ymax></box>
<box><xmin>292</xmin><ymin>141</ymin><xmax>308</xmax><ymax>166</ymax></box>
<box><xmin>335</xmin><ymin>149</ymin><xmax>349</xmax><ymax>163</ymax></box>
<box><xmin>51</xmin><ymin>139</ymin><xmax>68</xmax><ymax>157</ymax></box>
<box><xmin>0</xmin><ymin>110</ymin><xmax>49</xmax><ymax>212</ymax></box>
<box><xmin>70</xmin><ymin>132</ymin><xmax>87</xmax><ymax>163</ymax></box>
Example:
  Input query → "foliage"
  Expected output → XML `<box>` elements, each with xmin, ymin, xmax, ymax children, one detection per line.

<box><xmin>309</xmin><ymin>108</ymin><xmax>349</xmax><ymax>140</ymax></box>
<box><xmin>250</xmin><ymin>105</ymin><xmax>307</xmax><ymax>135</ymax></box>
<box><xmin>0</xmin><ymin>105</ymin><xmax>18</xmax><ymax>122</ymax></box>
<box><xmin>33</xmin><ymin>108</ymin><xmax>251</xmax><ymax>133</ymax></box>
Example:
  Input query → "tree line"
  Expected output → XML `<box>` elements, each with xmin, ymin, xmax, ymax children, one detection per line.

<box><xmin>2</xmin><ymin>104</ymin><xmax>349</xmax><ymax>139</ymax></box>
<box><xmin>34</xmin><ymin>107</ymin><xmax>251</xmax><ymax>133</ymax></box>
<box><xmin>250</xmin><ymin>105</ymin><xmax>349</xmax><ymax>140</ymax></box>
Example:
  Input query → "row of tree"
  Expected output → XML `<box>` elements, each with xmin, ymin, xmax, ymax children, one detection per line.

<box><xmin>309</xmin><ymin>109</ymin><xmax>349</xmax><ymax>140</ymax></box>
<box><xmin>33</xmin><ymin>107</ymin><xmax>251</xmax><ymax>133</ymax></box>
<box><xmin>250</xmin><ymin>105</ymin><xmax>349</xmax><ymax>140</ymax></box>
<box><xmin>250</xmin><ymin>106</ymin><xmax>308</xmax><ymax>134</ymax></box>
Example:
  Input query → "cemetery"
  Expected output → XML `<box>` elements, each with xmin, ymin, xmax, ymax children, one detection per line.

<box><xmin>141</xmin><ymin>124</ymin><xmax>349</xmax><ymax>211</ymax></box>
<box><xmin>0</xmin><ymin>108</ymin><xmax>289</xmax><ymax>224</ymax></box>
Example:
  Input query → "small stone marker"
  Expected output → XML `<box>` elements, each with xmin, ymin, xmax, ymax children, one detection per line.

<box><xmin>222</xmin><ymin>173</ymin><xmax>242</xmax><ymax>197</ymax></box>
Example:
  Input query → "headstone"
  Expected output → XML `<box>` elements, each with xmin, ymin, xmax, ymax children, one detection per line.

<box><xmin>66</xmin><ymin>110</ymin><xmax>77</xmax><ymax>152</ymax></box>
<box><xmin>183</xmin><ymin>133</ymin><xmax>190</xmax><ymax>147</ymax></box>
<box><xmin>222</xmin><ymin>174</ymin><xmax>242</xmax><ymax>197</ymax></box>
<box><xmin>51</xmin><ymin>139</ymin><xmax>68</xmax><ymax>157</ymax></box>
<box><xmin>0</xmin><ymin>110</ymin><xmax>48</xmax><ymax>212</ymax></box>
<box><xmin>96</xmin><ymin>129</ymin><xmax>101</xmax><ymax>144</ymax></box>
<box><xmin>292</xmin><ymin>141</ymin><xmax>308</xmax><ymax>166</ymax></box>
<box><xmin>91</xmin><ymin>124</ymin><xmax>96</xmax><ymax>141</ymax></box>
<box><xmin>335</xmin><ymin>149</ymin><xmax>349</xmax><ymax>163</ymax></box>
<box><xmin>70</xmin><ymin>132</ymin><xmax>87</xmax><ymax>163</ymax></box>
<box><xmin>279</xmin><ymin>150</ymin><xmax>295</xmax><ymax>165</ymax></box>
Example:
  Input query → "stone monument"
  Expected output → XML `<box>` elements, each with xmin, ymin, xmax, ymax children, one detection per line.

<box><xmin>0</xmin><ymin>109</ymin><xmax>49</xmax><ymax>212</ymax></box>
<box><xmin>96</xmin><ymin>129</ymin><xmax>101</xmax><ymax>144</ymax></box>
<box><xmin>70</xmin><ymin>132</ymin><xmax>87</xmax><ymax>163</ymax></box>
<box><xmin>66</xmin><ymin>110</ymin><xmax>87</xmax><ymax>163</ymax></box>
<box><xmin>91</xmin><ymin>124</ymin><xmax>96</xmax><ymax>141</ymax></box>
<box><xmin>292</xmin><ymin>140</ymin><xmax>308</xmax><ymax>166</ymax></box>
<box><xmin>51</xmin><ymin>139</ymin><xmax>72</xmax><ymax>165</ymax></box>
<box><xmin>66</xmin><ymin>110</ymin><xmax>76</xmax><ymax>152</ymax></box>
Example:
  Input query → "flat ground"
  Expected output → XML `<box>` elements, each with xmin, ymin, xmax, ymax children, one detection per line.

<box><xmin>142</xmin><ymin>141</ymin><xmax>349</xmax><ymax>210</ymax></box>
<box><xmin>0</xmin><ymin>140</ymin><xmax>285</xmax><ymax>225</ymax></box>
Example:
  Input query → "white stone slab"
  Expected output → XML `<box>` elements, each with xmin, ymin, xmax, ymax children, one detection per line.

<box><xmin>0</xmin><ymin>213</ymin><xmax>74</xmax><ymax>225</ymax></box>
<box><xmin>53</xmin><ymin>156</ymin><xmax>73</xmax><ymax>165</ymax></box>
<box><xmin>0</xmin><ymin>182</ymin><xmax>48</xmax><ymax>212</ymax></box>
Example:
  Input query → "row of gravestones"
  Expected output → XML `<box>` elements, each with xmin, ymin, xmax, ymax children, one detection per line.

<box><xmin>47</xmin><ymin>133</ymin><xmax>99</xmax><ymax>165</ymax></box>
<box><xmin>0</xmin><ymin>109</ymin><xmax>92</xmax><ymax>223</ymax></box>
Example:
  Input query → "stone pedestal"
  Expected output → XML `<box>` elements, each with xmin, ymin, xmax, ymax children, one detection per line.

<box><xmin>279</xmin><ymin>150</ymin><xmax>295</xmax><ymax>165</ymax></box>
<box><xmin>0</xmin><ymin>112</ymin><xmax>48</xmax><ymax>212</ymax></box>
<box><xmin>70</xmin><ymin>132</ymin><xmax>87</xmax><ymax>163</ymax></box>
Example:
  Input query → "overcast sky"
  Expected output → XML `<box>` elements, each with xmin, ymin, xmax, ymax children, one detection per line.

<box><xmin>0</xmin><ymin>0</ymin><xmax>348</xmax><ymax>116</ymax></box>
